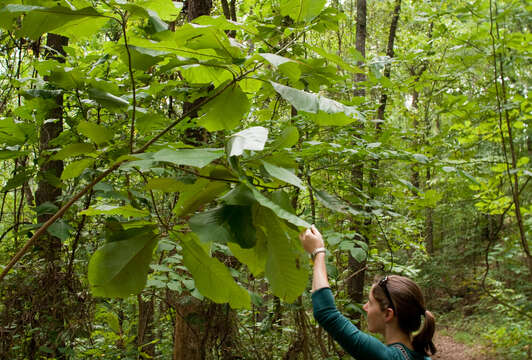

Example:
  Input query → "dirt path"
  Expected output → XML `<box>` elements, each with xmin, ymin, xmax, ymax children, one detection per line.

<box><xmin>432</xmin><ymin>332</ymin><xmax>494</xmax><ymax>360</ymax></box>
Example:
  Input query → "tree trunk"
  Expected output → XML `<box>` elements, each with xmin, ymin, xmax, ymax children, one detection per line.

<box><xmin>370</xmin><ymin>0</ymin><xmax>401</xmax><ymax>191</ymax></box>
<box><xmin>173</xmin><ymin>298</ymin><xmax>203</xmax><ymax>360</ymax></box>
<box><xmin>347</xmin><ymin>0</ymin><xmax>367</xmax><ymax>325</ymax></box>
<box><xmin>27</xmin><ymin>33</ymin><xmax>69</xmax><ymax>359</ymax></box>
<box><xmin>137</xmin><ymin>294</ymin><xmax>156</xmax><ymax>357</ymax></box>
<box><xmin>35</xmin><ymin>33</ymin><xmax>68</xmax><ymax>263</ymax></box>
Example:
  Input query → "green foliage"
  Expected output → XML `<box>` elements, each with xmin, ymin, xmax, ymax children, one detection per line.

<box><xmin>181</xmin><ymin>233</ymin><xmax>251</xmax><ymax>309</ymax></box>
<box><xmin>88</xmin><ymin>225</ymin><xmax>158</xmax><ymax>298</ymax></box>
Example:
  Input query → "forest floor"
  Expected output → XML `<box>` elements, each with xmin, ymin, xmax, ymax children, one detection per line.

<box><xmin>432</xmin><ymin>330</ymin><xmax>495</xmax><ymax>360</ymax></box>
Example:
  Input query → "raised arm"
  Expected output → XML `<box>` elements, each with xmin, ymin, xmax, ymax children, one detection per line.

<box><xmin>299</xmin><ymin>226</ymin><xmax>395</xmax><ymax>360</ymax></box>
<box><xmin>299</xmin><ymin>225</ymin><xmax>329</xmax><ymax>291</ymax></box>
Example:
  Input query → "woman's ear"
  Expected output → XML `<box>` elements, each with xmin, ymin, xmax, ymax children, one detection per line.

<box><xmin>384</xmin><ymin>308</ymin><xmax>395</xmax><ymax>323</ymax></box>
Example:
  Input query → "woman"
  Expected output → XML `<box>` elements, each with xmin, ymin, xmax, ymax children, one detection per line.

<box><xmin>300</xmin><ymin>225</ymin><xmax>436</xmax><ymax>360</ymax></box>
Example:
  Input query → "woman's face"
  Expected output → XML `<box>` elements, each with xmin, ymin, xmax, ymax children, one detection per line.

<box><xmin>362</xmin><ymin>285</ymin><xmax>387</xmax><ymax>334</ymax></box>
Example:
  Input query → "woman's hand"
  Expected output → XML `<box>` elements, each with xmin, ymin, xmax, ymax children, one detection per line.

<box><xmin>299</xmin><ymin>225</ymin><xmax>325</xmax><ymax>254</ymax></box>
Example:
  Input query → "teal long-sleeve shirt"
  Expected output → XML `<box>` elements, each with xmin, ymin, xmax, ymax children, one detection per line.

<box><xmin>312</xmin><ymin>287</ymin><xmax>431</xmax><ymax>360</ymax></box>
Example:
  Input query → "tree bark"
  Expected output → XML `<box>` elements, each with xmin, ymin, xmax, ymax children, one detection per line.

<box><xmin>137</xmin><ymin>294</ymin><xmax>156</xmax><ymax>358</ymax></box>
<box><xmin>30</xmin><ymin>32</ymin><xmax>69</xmax><ymax>359</ymax></box>
<box><xmin>35</xmin><ymin>33</ymin><xmax>68</xmax><ymax>263</ymax></box>
<box><xmin>370</xmin><ymin>0</ymin><xmax>401</xmax><ymax>191</ymax></box>
<box><xmin>347</xmin><ymin>0</ymin><xmax>367</xmax><ymax>325</ymax></box>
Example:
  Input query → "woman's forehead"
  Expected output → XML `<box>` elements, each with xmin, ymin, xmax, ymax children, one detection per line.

<box><xmin>368</xmin><ymin>285</ymin><xmax>377</xmax><ymax>300</ymax></box>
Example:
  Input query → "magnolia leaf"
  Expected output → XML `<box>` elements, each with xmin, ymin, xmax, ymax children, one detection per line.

<box><xmin>88</xmin><ymin>226</ymin><xmax>158</xmax><ymax>298</ymax></box>
<box><xmin>20</xmin><ymin>6</ymin><xmax>108</xmax><ymax>41</ymax></box>
<box><xmin>270</xmin><ymin>126</ymin><xmax>299</xmax><ymax>149</ymax></box>
<box><xmin>87</xmin><ymin>88</ymin><xmax>129</xmax><ymax>110</ymax></box>
<box><xmin>61</xmin><ymin>158</ymin><xmax>95</xmax><ymax>180</ymax></box>
<box><xmin>260</xmin><ymin>53</ymin><xmax>301</xmax><ymax>82</ymax></box>
<box><xmin>280</xmin><ymin>0</ymin><xmax>327</xmax><ymax>22</ymax></box>
<box><xmin>227</xmin><ymin>237</ymin><xmax>267</xmax><ymax>277</ymax></box>
<box><xmin>227</xmin><ymin>126</ymin><xmax>269</xmax><ymax>157</ymax></box>
<box><xmin>257</xmin><ymin>207</ymin><xmax>308</xmax><ymax>303</ymax></box>
<box><xmin>1</xmin><ymin>170</ymin><xmax>33</xmax><ymax>192</ymax></box>
<box><xmin>0</xmin><ymin>149</ymin><xmax>27</xmax><ymax>160</ymax></box>
<box><xmin>47</xmin><ymin>220</ymin><xmax>73</xmax><ymax>241</ymax></box>
<box><xmin>246</xmin><ymin>184</ymin><xmax>310</xmax><ymax>228</ymax></box>
<box><xmin>270</xmin><ymin>82</ymin><xmax>362</xmax><ymax>125</ymax></box>
<box><xmin>151</xmin><ymin>148</ymin><xmax>224</xmax><ymax>168</ymax></box>
<box><xmin>181</xmin><ymin>234</ymin><xmax>250</xmax><ymax>309</ymax></box>
<box><xmin>189</xmin><ymin>207</ymin><xmax>233</xmax><ymax>244</ymax></box>
<box><xmin>314</xmin><ymin>189</ymin><xmax>352</xmax><ymax>214</ymax></box>
<box><xmin>261</xmin><ymin>161</ymin><xmax>305</xmax><ymax>190</ymax></box>
<box><xmin>80</xmin><ymin>204</ymin><xmax>150</xmax><ymax>218</ymax></box>
<box><xmin>141</xmin><ymin>0</ymin><xmax>183</xmax><ymax>21</ymax></box>
<box><xmin>198</xmin><ymin>84</ymin><xmax>250</xmax><ymax>131</ymax></box>
<box><xmin>189</xmin><ymin>205</ymin><xmax>256</xmax><ymax>248</ymax></box>
<box><xmin>174</xmin><ymin>178</ymin><xmax>229</xmax><ymax>217</ymax></box>
<box><xmin>52</xmin><ymin>143</ymin><xmax>96</xmax><ymax>160</ymax></box>
<box><xmin>146</xmin><ymin>178</ymin><xmax>185</xmax><ymax>192</ymax></box>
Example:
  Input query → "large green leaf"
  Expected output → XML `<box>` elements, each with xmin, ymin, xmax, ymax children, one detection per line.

<box><xmin>140</xmin><ymin>0</ymin><xmax>183</xmax><ymax>21</ymax></box>
<box><xmin>0</xmin><ymin>149</ymin><xmax>28</xmax><ymax>160</ymax></box>
<box><xmin>307</xmin><ymin>45</ymin><xmax>364</xmax><ymax>74</ymax></box>
<box><xmin>261</xmin><ymin>161</ymin><xmax>305</xmax><ymax>190</ymax></box>
<box><xmin>61</xmin><ymin>158</ymin><xmax>95</xmax><ymax>180</ymax></box>
<box><xmin>173</xmin><ymin>178</ymin><xmax>229</xmax><ymax>216</ymax></box>
<box><xmin>115</xmin><ymin>45</ymin><xmax>169</xmax><ymax>71</ymax></box>
<box><xmin>19</xmin><ymin>6</ymin><xmax>108</xmax><ymax>41</ymax></box>
<box><xmin>78</xmin><ymin>120</ymin><xmax>114</xmax><ymax>145</ymax></box>
<box><xmin>87</xmin><ymin>88</ymin><xmax>129</xmax><ymax>111</ymax></box>
<box><xmin>256</xmin><ymin>207</ymin><xmax>308</xmax><ymax>303</ymax></box>
<box><xmin>52</xmin><ymin>143</ymin><xmax>96</xmax><ymax>160</ymax></box>
<box><xmin>181</xmin><ymin>64</ymin><xmax>233</xmax><ymax>88</ymax></box>
<box><xmin>188</xmin><ymin>207</ymin><xmax>233</xmax><ymax>244</ymax></box>
<box><xmin>198</xmin><ymin>84</ymin><xmax>250</xmax><ymax>131</ymax></box>
<box><xmin>314</xmin><ymin>189</ymin><xmax>352</xmax><ymax>214</ymax></box>
<box><xmin>270</xmin><ymin>81</ymin><xmax>363</xmax><ymax>126</ymax></box>
<box><xmin>2</xmin><ymin>170</ymin><xmax>32</xmax><ymax>192</ymax></box>
<box><xmin>280</xmin><ymin>0</ymin><xmax>327</xmax><ymax>22</ymax></box>
<box><xmin>181</xmin><ymin>234</ymin><xmax>250</xmax><ymax>309</ymax></box>
<box><xmin>80</xmin><ymin>204</ymin><xmax>150</xmax><ymax>218</ymax></box>
<box><xmin>270</xmin><ymin>126</ymin><xmax>299</xmax><ymax>149</ymax></box>
<box><xmin>246</xmin><ymin>184</ymin><xmax>311</xmax><ymax>228</ymax></box>
<box><xmin>146</xmin><ymin>178</ymin><xmax>185</xmax><ymax>192</ymax></box>
<box><xmin>88</xmin><ymin>226</ymin><xmax>158</xmax><ymax>298</ymax></box>
<box><xmin>227</xmin><ymin>237</ymin><xmax>267</xmax><ymax>277</ymax></box>
<box><xmin>260</xmin><ymin>53</ymin><xmax>301</xmax><ymax>82</ymax></box>
<box><xmin>0</xmin><ymin>118</ymin><xmax>30</xmax><ymax>146</ymax></box>
<box><xmin>189</xmin><ymin>205</ymin><xmax>256</xmax><ymax>248</ymax></box>
<box><xmin>47</xmin><ymin>219</ymin><xmax>73</xmax><ymax>242</ymax></box>
<box><xmin>227</xmin><ymin>126</ymin><xmax>269</xmax><ymax>157</ymax></box>
<box><xmin>153</xmin><ymin>148</ymin><xmax>224</xmax><ymax>167</ymax></box>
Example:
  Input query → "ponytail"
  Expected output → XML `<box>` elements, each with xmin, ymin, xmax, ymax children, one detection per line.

<box><xmin>412</xmin><ymin>309</ymin><xmax>437</xmax><ymax>356</ymax></box>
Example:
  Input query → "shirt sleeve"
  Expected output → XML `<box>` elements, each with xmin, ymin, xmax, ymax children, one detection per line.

<box><xmin>312</xmin><ymin>287</ymin><xmax>397</xmax><ymax>360</ymax></box>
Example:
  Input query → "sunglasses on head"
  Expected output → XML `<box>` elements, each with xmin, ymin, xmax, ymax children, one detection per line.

<box><xmin>378</xmin><ymin>276</ymin><xmax>395</xmax><ymax>312</ymax></box>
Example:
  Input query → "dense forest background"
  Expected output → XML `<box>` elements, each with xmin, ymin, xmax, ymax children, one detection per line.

<box><xmin>0</xmin><ymin>0</ymin><xmax>530</xmax><ymax>359</ymax></box>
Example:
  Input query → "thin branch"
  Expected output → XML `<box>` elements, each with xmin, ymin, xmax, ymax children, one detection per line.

<box><xmin>134</xmin><ymin>168</ymin><xmax>169</xmax><ymax>230</ymax></box>
<box><xmin>119</xmin><ymin>12</ymin><xmax>136</xmax><ymax>153</ymax></box>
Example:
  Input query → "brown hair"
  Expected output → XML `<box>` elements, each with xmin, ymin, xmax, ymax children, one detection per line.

<box><xmin>372</xmin><ymin>275</ymin><xmax>437</xmax><ymax>356</ymax></box>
